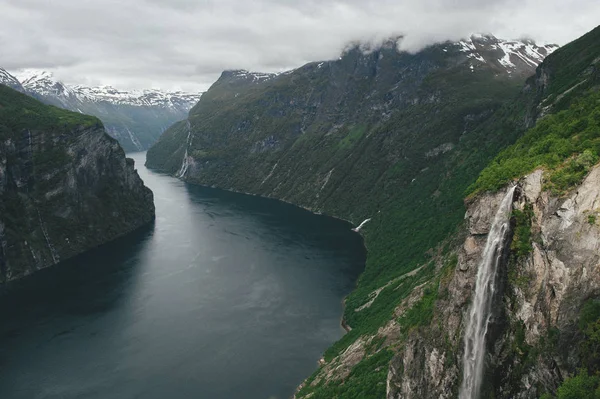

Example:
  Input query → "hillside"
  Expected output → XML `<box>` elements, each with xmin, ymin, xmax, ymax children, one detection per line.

<box><xmin>146</xmin><ymin>27</ymin><xmax>600</xmax><ymax>398</ymax></box>
<box><xmin>0</xmin><ymin>84</ymin><xmax>155</xmax><ymax>283</ymax></box>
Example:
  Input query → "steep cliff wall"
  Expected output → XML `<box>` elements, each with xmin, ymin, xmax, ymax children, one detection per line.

<box><xmin>0</xmin><ymin>84</ymin><xmax>155</xmax><ymax>283</ymax></box>
<box><xmin>387</xmin><ymin>165</ymin><xmax>600</xmax><ymax>398</ymax></box>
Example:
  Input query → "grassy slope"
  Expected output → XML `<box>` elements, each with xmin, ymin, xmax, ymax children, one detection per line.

<box><xmin>0</xmin><ymin>84</ymin><xmax>100</xmax><ymax>133</ymax></box>
<box><xmin>469</xmin><ymin>90</ymin><xmax>600</xmax><ymax>196</ymax></box>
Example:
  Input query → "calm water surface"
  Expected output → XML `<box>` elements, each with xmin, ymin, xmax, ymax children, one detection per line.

<box><xmin>0</xmin><ymin>152</ymin><xmax>365</xmax><ymax>399</ymax></box>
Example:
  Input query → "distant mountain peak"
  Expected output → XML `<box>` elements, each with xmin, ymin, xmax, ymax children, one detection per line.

<box><xmin>13</xmin><ymin>68</ymin><xmax>56</xmax><ymax>84</ymax></box>
<box><xmin>220</xmin><ymin>69</ymin><xmax>278</xmax><ymax>83</ymax></box>
<box><xmin>4</xmin><ymin>67</ymin><xmax>203</xmax><ymax>152</ymax></box>
<box><xmin>0</xmin><ymin>67</ymin><xmax>24</xmax><ymax>92</ymax></box>
<box><xmin>450</xmin><ymin>35</ymin><xmax>559</xmax><ymax>77</ymax></box>
<box><xmin>9</xmin><ymin>69</ymin><xmax>202</xmax><ymax>110</ymax></box>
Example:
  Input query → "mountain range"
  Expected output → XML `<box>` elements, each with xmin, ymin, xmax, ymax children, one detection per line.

<box><xmin>0</xmin><ymin>68</ymin><xmax>202</xmax><ymax>152</ymax></box>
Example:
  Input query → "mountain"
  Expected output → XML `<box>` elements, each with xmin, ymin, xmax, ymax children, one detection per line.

<box><xmin>0</xmin><ymin>67</ymin><xmax>24</xmax><ymax>92</ymax></box>
<box><xmin>0</xmin><ymin>83</ymin><xmax>155</xmax><ymax>283</ymax></box>
<box><xmin>304</xmin><ymin>27</ymin><xmax>599</xmax><ymax>399</ymax></box>
<box><xmin>9</xmin><ymin>69</ymin><xmax>202</xmax><ymax>152</ymax></box>
<box><xmin>147</xmin><ymin>34</ymin><xmax>556</xmax><ymax>173</ymax></box>
<box><xmin>146</xmin><ymin>33</ymin><xmax>561</xmax><ymax>397</ymax></box>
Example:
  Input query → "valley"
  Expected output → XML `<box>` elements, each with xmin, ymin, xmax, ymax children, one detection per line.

<box><xmin>1</xmin><ymin>3</ymin><xmax>599</xmax><ymax>397</ymax></box>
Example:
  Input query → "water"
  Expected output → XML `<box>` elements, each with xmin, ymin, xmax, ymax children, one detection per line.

<box><xmin>0</xmin><ymin>152</ymin><xmax>365</xmax><ymax>399</ymax></box>
<box><xmin>459</xmin><ymin>186</ymin><xmax>516</xmax><ymax>399</ymax></box>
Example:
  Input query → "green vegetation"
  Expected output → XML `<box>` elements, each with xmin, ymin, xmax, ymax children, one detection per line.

<box><xmin>469</xmin><ymin>90</ymin><xmax>600</xmax><ymax>196</ymax></box>
<box><xmin>542</xmin><ymin>300</ymin><xmax>600</xmax><ymax>398</ymax></box>
<box><xmin>338</xmin><ymin>125</ymin><xmax>366</xmax><ymax>149</ymax></box>
<box><xmin>323</xmin><ymin>262</ymin><xmax>435</xmax><ymax>362</ymax></box>
<box><xmin>588</xmin><ymin>214</ymin><xmax>597</xmax><ymax>225</ymax></box>
<box><xmin>397</xmin><ymin>282</ymin><xmax>438</xmax><ymax>334</ymax></box>
<box><xmin>511</xmin><ymin>204</ymin><xmax>534</xmax><ymax>258</ymax></box>
<box><xmin>296</xmin><ymin>349</ymin><xmax>393</xmax><ymax>399</ymax></box>
<box><xmin>0</xmin><ymin>84</ymin><xmax>100</xmax><ymax>134</ymax></box>
<box><xmin>579</xmin><ymin>301</ymin><xmax>600</xmax><ymax>373</ymax></box>
<box><xmin>555</xmin><ymin>371</ymin><xmax>600</xmax><ymax>399</ymax></box>
<box><xmin>534</xmin><ymin>25</ymin><xmax>600</xmax><ymax>110</ymax></box>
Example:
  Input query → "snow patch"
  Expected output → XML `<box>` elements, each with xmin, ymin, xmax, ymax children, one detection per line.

<box><xmin>11</xmin><ymin>68</ymin><xmax>202</xmax><ymax>110</ymax></box>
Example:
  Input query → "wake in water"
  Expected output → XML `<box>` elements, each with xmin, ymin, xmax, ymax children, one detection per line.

<box><xmin>459</xmin><ymin>185</ymin><xmax>516</xmax><ymax>399</ymax></box>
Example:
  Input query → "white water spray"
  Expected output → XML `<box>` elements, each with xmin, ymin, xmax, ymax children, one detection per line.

<box><xmin>459</xmin><ymin>185</ymin><xmax>516</xmax><ymax>399</ymax></box>
<box><xmin>176</xmin><ymin>120</ymin><xmax>192</xmax><ymax>178</ymax></box>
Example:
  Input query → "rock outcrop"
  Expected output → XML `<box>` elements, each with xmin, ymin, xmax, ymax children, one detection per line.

<box><xmin>0</xmin><ymin>84</ymin><xmax>155</xmax><ymax>283</ymax></box>
<box><xmin>387</xmin><ymin>165</ymin><xmax>600</xmax><ymax>398</ymax></box>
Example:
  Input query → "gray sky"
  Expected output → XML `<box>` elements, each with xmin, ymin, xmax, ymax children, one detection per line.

<box><xmin>1</xmin><ymin>0</ymin><xmax>598</xmax><ymax>92</ymax></box>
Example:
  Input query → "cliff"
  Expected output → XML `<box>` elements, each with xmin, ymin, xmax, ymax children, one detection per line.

<box><xmin>386</xmin><ymin>164</ymin><xmax>600</xmax><ymax>398</ymax></box>
<box><xmin>0</xmin><ymin>84</ymin><xmax>155</xmax><ymax>283</ymax></box>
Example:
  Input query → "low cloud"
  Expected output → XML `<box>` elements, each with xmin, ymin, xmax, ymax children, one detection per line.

<box><xmin>0</xmin><ymin>0</ymin><xmax>598</xmax><ymax>92</ymax></box>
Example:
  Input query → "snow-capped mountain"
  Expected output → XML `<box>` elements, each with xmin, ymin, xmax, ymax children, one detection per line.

<box><xmin>450</xmin><ymin>34</ymin><xmax>559</xmax><ymax>76</ymax></box>
<box><xmin>221</xmin><ymin>69</ymin><xmax>279</xmax><ymax>83</ymax></box>
<box><xmin>71</xmin><ymin>85</ymin><xmax>201</xmax><ymax>109</ymax></box>
<box><xmin>0</xmin><ymin>67</ymin><xmax>24</xmax><ymax>92</ymax></box>
<box><xmin>7</xmin><ymin>69</ymin><xmax>202</xmax><ymax>152</ymax></box>
<box><xmin>219</xmin><ymin>35</ymin><xmax>558</xmax><ymax>91</ymax></box>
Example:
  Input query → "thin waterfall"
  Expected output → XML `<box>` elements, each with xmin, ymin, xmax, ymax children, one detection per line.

<box><xmin>176</xmin><ymin>120</ymin><xmax>192</xmax><ymax>178</ymax></box>
<box><xmin>459</xmin><ymin>185</ymin><xmax>516</xmax><ymax>399</ymax></box>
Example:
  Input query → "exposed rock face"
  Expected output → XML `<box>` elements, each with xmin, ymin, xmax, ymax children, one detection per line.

<box><xmin>0</xmin><ymin>84</ymin><xmax>155</xmax><ymax>283</ymax></box>
<box><xmin>386</xmin><ymin>165</ymin><xmax>600</xmax><ymax>398</ymax></box>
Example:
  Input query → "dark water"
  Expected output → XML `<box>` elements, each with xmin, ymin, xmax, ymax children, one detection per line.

<box><xmin>0</xmin><ymin>152</ymin><xmax>365</xmax><ymax>399</ymax></box>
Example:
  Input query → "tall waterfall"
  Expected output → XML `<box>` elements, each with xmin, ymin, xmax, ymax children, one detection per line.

<box><xmin>176</xmin><ymin>120</ymin><xmax>192</xmax><ymax>178</ymax></box>
<box><xmin>459</xmin><ymin>185</ymin><xmax>516</xmax><ymax>399</ymax></box>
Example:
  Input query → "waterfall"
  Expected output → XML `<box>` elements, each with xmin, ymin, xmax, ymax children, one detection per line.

<box><xmin>459</xmin><ymin>185</ymin><xmax>516</xmax><ymax>399</ymax></box>
<box><xmin>176</xmin><ymin>149</ymin><xmax>189</xmax><ymax>178</ymax></box>
<box><xmin>176</xmin><ymin>120</ymin><xmax>192</xmax><ymax>178</ymax></box>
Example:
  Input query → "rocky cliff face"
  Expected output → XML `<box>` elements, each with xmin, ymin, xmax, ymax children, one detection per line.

<box><xmin>7</xmin><ymin>69</ymin><xmax>202</xmax><ymax>152</ymax></box>
<box><xmin>386</xmin><ymin>165</ymin><xmax>600</xmax><ymax>398</ymax></box>
<box><xmin>0</xmin><ymin>84</ymin><xmax>155</xmax><ymax>283</ymax></box>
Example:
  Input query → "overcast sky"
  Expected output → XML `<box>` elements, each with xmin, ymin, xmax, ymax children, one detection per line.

<box><xmin>1</xmin><ymin>0</ymin><xmax>598</xmax><ymax>92</ymax></box>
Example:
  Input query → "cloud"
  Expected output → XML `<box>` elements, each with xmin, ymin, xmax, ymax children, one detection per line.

<box><xmin>0</xmin><ymin>0</ymin><xmax>598</xmax><ymax>92</ymax></box>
